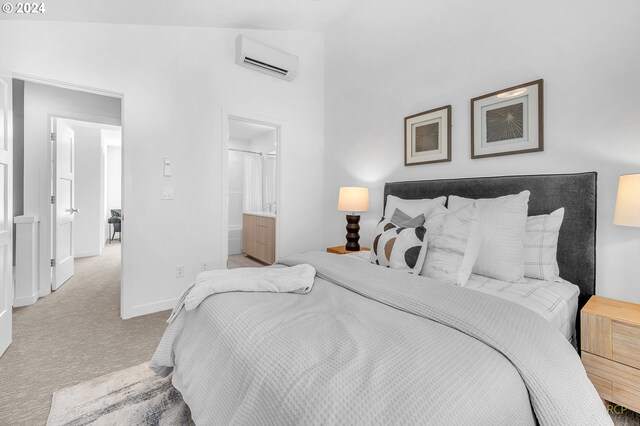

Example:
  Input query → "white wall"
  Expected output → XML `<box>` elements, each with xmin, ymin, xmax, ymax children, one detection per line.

<box><xmin>21</xmin><ymin>81</ymin><xmax>121</xmax><ymax>297</ymax></box>
<box><xmin>106</xmin><ymin>145</ymin><xmax>121</xmax><ymax>215</ymax></box>
<box><xmin>100</xmin><ymin>140</ymin><xmax>107</xmax><ymax>246</ymax></box>
<box><xmin>73</xmin><ymin>125</ymin><xmax>103</xmax><ymax>257</ymax></box>
<box><xmin>324</xmin><ymin>0</ymin><xmax>640</xmax><ymax>303</ymax></box>
<box><xmin>0</xmin><ymin>22</ymin><xmax>325</xmax><ymax>317</ymax></box>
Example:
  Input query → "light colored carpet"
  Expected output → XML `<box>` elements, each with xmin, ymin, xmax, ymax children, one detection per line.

<box><xmin>47</xmin><ymin>362</ymin><xmax>193</xmax><ymax>426</ymax></box>
<box><xmin>0</xmin><ymin>242</ymin><xmax>170</xmax><ymax>425</ymax></box>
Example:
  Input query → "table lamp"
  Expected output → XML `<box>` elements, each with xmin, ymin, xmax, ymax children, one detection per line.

<box><xmin>337</xmin><ymin>187</ymin><xmax>369</xmax><ymax>251</ymax></box>
<box><xmin>614</xmin><ymin>174</ymin><xmax>640</xmax><ymax>227</ymax></box>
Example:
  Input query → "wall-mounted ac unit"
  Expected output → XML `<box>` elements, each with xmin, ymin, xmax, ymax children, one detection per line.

<box><xmin>235</xmin><ymin>35</ymin><xmax>299</xmax><ymax>82</ymax></box>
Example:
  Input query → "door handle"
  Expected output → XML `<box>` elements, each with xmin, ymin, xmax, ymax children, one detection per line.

<box><xmin>71</xmin><ymin>208</ymin><xmax>79</xmax><ymax>214</ymax></box>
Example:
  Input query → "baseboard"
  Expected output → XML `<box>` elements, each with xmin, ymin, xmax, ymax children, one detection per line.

<box><xmin>13</xmin><ymin>293</ymin><xmax>38</xmax><ymax>307</ymax></box>
<box><xmin>123</xmin><ymin>297</ymin><xmax>177</xmax><ymax>319</ymax></box>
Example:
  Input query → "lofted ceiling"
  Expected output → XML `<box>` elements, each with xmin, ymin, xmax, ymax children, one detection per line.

<box><xmin>0</xmin><ymin>0</ymin><xmax>362</xmax><ymax>31</ymax></box>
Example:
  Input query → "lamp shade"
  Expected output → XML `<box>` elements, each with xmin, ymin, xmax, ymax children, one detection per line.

<box><xmin>337</xmin><ymin>187</ymin><xmax>369</xmax><ymax>212</ymax></box>
<box><xmin>614</xmin><ymin>173</ymin><xmax>640</xmax><ymax>227</ymax></box>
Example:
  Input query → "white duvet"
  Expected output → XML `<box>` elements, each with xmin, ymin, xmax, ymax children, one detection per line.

<box><xmin>151</xmin><ymin>251</ymin><xmax>610</xmax><ymax>425</ymax></box>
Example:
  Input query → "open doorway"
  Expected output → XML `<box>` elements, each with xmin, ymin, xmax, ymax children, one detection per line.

<box><xmin>224</xmin><ymin>116</ymin><xmax>280</xmax><ymax>269</ymax></box>
<box><xmin>11</xmin><ymin>78</ymin><xmax>124</xmax><ymax>311</ymax></box>
<box><xmin>49</xmin><ymin>118</ymin><xmax>122</xmax><ymax>290</ymax></box>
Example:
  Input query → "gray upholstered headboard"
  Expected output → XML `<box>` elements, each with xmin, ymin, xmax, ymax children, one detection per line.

<box><xmin>383</xmin><ymin>172</ymin><xmax>597</xmax><ymax>310</ymax></box>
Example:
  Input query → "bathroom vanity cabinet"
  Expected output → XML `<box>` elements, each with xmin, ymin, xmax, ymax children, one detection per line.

<box><xmin>243</xmin><ymin>213</ymin><xmax>276</xmax><ymax>264</ymax></box>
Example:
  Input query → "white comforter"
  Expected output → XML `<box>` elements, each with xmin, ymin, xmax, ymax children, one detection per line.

<box><xmin>151</xmin><ymin>251</ymin><xmax>611</xmax><ymax>425</ymax></box>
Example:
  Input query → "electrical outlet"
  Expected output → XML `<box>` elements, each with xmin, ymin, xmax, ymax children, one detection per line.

<box><xmin>161</xmin><ymin>187</ymin><xmax>174</xmax><ymax>200</ymax></box>
<box><xmin>201</xmin><ymin>261</ymin><xmax>211</xmax><ymax>271</ymax></box>
<box><xmin>176</xmin><ymin>265</ymin><xmax>184</xmax><ymax>277</ymax></box>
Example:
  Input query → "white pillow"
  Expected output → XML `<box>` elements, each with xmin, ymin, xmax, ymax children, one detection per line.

<box><xmin>420</xmin><ymin>203</ymin><xmax>480</xmax><ymax>286</ymax></box>
<box><xmin>448</xmin><ymin>191</ymin><xmax>530</xmax><ymax>282</ymax></box>
<box><xmin>524</xmin><ymin>208</ymin><xmax>564</xmax><ymax>281</ymax></box>
<box><xmin>384</xmin><ymin>195</ymin><xmax>446</xmax><ymax>220</ymax></box>
<box><xmin>369</xmin><ymin>218</ymin><xmax>427</xmax><ymax>274</ymax></box>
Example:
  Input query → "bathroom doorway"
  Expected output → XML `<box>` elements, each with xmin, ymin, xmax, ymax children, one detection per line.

<box><xmin>222</xmin><ymin>114</ymin><xmax>280</xmax><ymax>269</ymax></box>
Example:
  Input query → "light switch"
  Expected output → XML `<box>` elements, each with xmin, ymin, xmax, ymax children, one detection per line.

<box><xmin>161</xmin><ymin>187</ymin><xmax>174</xmax><ymax>200</ymax></box>
<box><xmin>164</xmin><ymin>157</ymin><xmax>172</xmax><ymax>176</ymax></box>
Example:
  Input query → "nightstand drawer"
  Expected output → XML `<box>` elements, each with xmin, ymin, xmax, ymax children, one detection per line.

<box><xmin>581</xmin><ymin>312</ymin><xmax>612</xmax><ymax>357</ymax></box>
<box><xmin>586</xmin><ymin>373</ymin><xmax>613</xmax><ymax>401</ymax></box>
<box><xmin>613</xmin><ymin>320</ymin><xmax>640</xmax><ymax>369</ymax></box>
<box><xmin>614</xmin><ymin>383</ymin><xmax>640</xmax><ymax>413</ymax></box>
<box><xmin>582</xmin><ymin>352</ymin><xmax>640</xmax><ymax>392</ymax></box>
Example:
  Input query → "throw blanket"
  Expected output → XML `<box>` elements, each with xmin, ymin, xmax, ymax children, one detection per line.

<box><xmin>151</xmin><ymin>251</ymin><xmax>611</xmax><ymax>426</ymax></box>
<box><xmin>167</xmin><ymin>264</ymin><xmax>315</xmax><ymax>323</ymax></box>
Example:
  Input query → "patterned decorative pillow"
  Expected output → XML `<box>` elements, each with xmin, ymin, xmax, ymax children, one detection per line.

<box><xmin>524</xmin><ymin>208</ymin><xmax>564</xmax><ymax>281</ymax></box>
<box><xmin>369</xmin><ymin>216</ymin><xmax>427</xmax><ymax>274</ymax></box>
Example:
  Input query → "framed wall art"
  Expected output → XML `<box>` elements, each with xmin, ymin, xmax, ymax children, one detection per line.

<box><xmin>404</xmin><ymin>105</ymin><xmax>451</xmax><ymax>166</ymax></box>
<box><xmin>471</xmin><ymin>79</ymin><xmax>543</xmax><ymax>159</ymax></box>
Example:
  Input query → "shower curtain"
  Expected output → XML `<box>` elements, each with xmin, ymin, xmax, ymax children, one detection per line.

<box><xmin>243</xmin><ymin>154</ymin><xmax>263</xmax><ymax>212</ymax></box>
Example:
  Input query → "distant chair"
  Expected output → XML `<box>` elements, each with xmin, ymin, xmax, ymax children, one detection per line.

<box><xmin>108</xmin><ymin>209</ymin><xmax>121</xmax><ymax>241</ymax></box>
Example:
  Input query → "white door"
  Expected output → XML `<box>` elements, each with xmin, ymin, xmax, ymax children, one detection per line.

<box><xmin>52</xmin><ymin>118</ymin><xmax>76</xmax><ymax>290</ymax></box>
<box><xmin>0</xmin><ymin>75</ymin><xmax>14</xmax><ymax>358</ymax></box>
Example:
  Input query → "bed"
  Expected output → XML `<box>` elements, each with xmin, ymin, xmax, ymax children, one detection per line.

<box><xmin>151</xmin><ymin>172</ymin><xmax>610</xmax><ymax>425</ymax></box>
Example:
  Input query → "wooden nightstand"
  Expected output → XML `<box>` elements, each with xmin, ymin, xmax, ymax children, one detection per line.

<box><xmin>326</xmin><ymin>246</ymin><xmax>370</xmax><ymax>255</ymax></box>
<box><xmin>581</xmin><ymin>295</ymin><xmax>640</xmax><ymax>412</ymax></box>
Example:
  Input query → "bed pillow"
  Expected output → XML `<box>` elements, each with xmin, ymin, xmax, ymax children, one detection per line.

<box><xmin>524</xmin><ymin>208</ymin><xmax>565</xmax><ymax>281</ymax></box>
<box><xmin>448</xmin><ymin>191</ymin><xmax>530</xmax><ymax>282</ymax></box>
<box><xmin>420</xmin><ymin>203</ymin><xmax>480</xmax><ymax>286</ymax></box>
<box><xmin>390</xmin><ymin>208</ymin><xmax>426</xmax><ymax>228</ymax></box>
<box><xmin>384</xmin><ymin>195</ymin><xmax>446</xmax><ymax>220</ymax></box>
<box><xmin>369</xmin><ymin>217</ymin><xmax>427</xmax><ymax>274</ymax></box>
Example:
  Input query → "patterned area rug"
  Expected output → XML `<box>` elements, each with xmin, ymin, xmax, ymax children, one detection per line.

<box><xmin>610</xmin><ymin>408</ymin><xmax>640</xmax><ymax>426</ymax></box>
<box><xmin>47</xmin><ymin>361</ymin><xmax>639</xmax><ymax>425</ymax></box>
<box><xmin>47</xmin><ymin>362</ymin><xmax>194</xmax><ymax>426</ymax></box>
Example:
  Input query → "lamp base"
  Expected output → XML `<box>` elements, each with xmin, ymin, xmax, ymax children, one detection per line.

<box><xmin>345</xmin><ymin>214</ymin><xmax>361</xmax><ymax>251</ymax></box>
